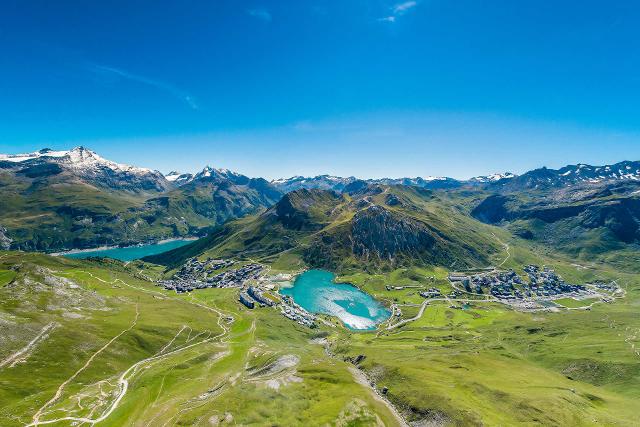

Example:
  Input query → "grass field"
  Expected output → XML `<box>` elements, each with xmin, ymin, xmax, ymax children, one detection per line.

<box><xmin>329</xmin><ymin>256</ymin><xmax>640</xmax><ymax>426</ymax></box>
<box><xmin>0</xmin><ymin>248</ymin><xmax>638</xmax><ymax>426</ymax></box>
<box><xmin>0</xmin><ymin>252</ymin><xmax>401</xmax><ymax>426</ymax></box>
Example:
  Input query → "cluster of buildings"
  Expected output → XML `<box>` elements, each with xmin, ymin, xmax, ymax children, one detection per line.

<box><xmin>419</xmin><ymin>288</ymin><xmax>442</xmax><ymax>299</ymax></box>
<box><xmin>522</xmin><ymin>265</ymin><xmax>587</xmax><ymax>298</ymax></box>
<box><xmin>280</xmin><ymin>295</ymin><xmax>316</xmax><ymax>328</ymax></box>
<box><xmin>152</xmin><ymin>255</ymin><xmax>323</xmax><ymax>328</ymax></box>
<box><xmin>210</xmin><ymin>263</ymin><xmax>264</xmax><ymax>288</ymax></box>
<box><xmin>157</xmin><ymin>257</ymin><xmax>319</xmax><ymax>328</ymax></box>
<box><xmin>158</xmin><ymin>259</ymin><xmax>263</xmax><ymax>293</ymax></box>
<box><xmin>177</xmin><ymin>257</ymin><xmax>235</xmax><ymax>280</ymax></box>
<box><xmin>449</xmin><ymin>265</ymin><xmax>590</xmax><ymax>302</ymax></box>
<box><xmin>468</xmin><ymin>270</ymin><xmax>524</xmax><ymax>299</ymax></box>
<box><xmin>593</xmin><ymin>281</ymin><xmax>618</xmax><ymax>292</ymax></box>
<box><xmin>239</xmin><ymin>283</ymin><xmax>317</xmax><ymax>328</ymax></box>
<box><xmin>239</xmin><ymin>285</ymin><xmax>275</xmax><ymax>309</ymax></box>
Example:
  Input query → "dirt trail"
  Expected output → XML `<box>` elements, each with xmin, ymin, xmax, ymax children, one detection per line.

<box><xmin>492</xmin><ymin>232</ymin><xmax>510</xmax><ymax>267</ymax></box>
<box><xmin>386</xmin><ymin>300</ymin><xmax>429</xmax><ymax>330</ymax></box>
<box><xmin>30</xmin><ymin>304</ymin><xmax>139</xmax><ymax>425</ymax></box>
<box><xmin>28</xmin><ymin>325</ymin><xmax>226</xmax><ymax>426</ymax></box>
<box><xmin>28</xmin><ymin>272</ymin><xmax>234</xmax><ymax>426</ymax></box>
<box><xmin>348</xmin><ymin>366</ymin><xmax>408</xmax><ymax>427</ymax></box>
<box><xmin>0</xmin><ymin>322</ymin><xmax>56</xmax><ymax>369</ymax></box>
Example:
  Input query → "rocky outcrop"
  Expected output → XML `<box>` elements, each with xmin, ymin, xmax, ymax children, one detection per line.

<box><xmin>0</xmin><ymin>226</ymin><xmax>12</xmax><ymax>250</ymax></box>
<box><xmin>274</xmin><ymin>189</ymin><xmax>340</xmax><ymax>231</ymax></box>
<box><xmin>351</xmin><ymin>206</ymin><xmax>435</xmax><ymax>260</ymax></box>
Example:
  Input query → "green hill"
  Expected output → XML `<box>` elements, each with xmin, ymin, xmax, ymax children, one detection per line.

<box><xmin>146</xmin><ymin>186</ymin><xmax>502</xmax><ymax>272</ymax></box>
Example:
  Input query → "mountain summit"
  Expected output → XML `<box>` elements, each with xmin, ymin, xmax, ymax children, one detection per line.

<box><xmin>0</xmin><ymin>146</ymin><xmax>170</xmax><ymax>193</ymax></box>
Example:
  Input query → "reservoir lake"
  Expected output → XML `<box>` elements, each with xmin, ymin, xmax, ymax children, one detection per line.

<box><xmin>280</xmin><ymin>269</ymin><xmax>390</xmax><ymax>330</ymax></box>
<box><xmin>62</xmin><ymin>239</ymin><xmax>193</xmax><ymax>261</ymax></box>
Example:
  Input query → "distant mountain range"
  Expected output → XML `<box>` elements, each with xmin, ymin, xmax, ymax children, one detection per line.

<box><xmin>6</xmin><ymin>147</ymin><xmax>637</xmax><ymax>194</ymax></box>
<box><xmin>1</xmin><ymin>147</ymin><xmax>639</xmax><ymax>266</ymax></box>
<box><xmin>269</xmin><ymin>162</ymin><xmax>640</xmax><ymax>192</ymax></box>
<box><xmin>150</xmin><ymin>168</ymin><xmax>640</xmax><ymax>273</ymax></box>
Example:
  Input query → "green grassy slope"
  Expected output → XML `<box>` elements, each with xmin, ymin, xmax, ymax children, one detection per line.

<box><xmin>147</xmin><ymin>186</ymin><xmax>504</xmax><ymax>273</ymax></box>
<box><xmin>0</xmin><ymin>251</ymin><xmax>401</xmax><ymax>426</ymax></box>
<box><xmin>0</xmin><ymin>169</ymin><xmax>281</xmax><ymax>252</ymax></box>
<box><xmin>1</xmin><ymin>223</ymin><xmax>639</xmax><ymax>426</ymax></box>
<box><xmin>470</xmin><ymin>182</ymin><xmax>640</xmax><ymax>271</ymax></box>
<box><xmin>145</xmin><ymin>195</ymin><xmax>640</xmax><ymax>425</ymax></box>
<box><xmin>332</xmin><ymin>258</ymin><xmax>640</xmax><ymax>425</ymax></box>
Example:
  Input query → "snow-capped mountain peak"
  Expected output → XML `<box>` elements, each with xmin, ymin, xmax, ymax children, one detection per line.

<box><xmin>0</xmin><ymin>147</ymin><xmax>70</xmax><ymax>163</ymax></box>
<box><xmin>165</xmin><ymin>171</ymin><xmax>182</xmax><ymax>181</ymax></box>
<box><xmin>470</xmin><ymin>172</ymin><xmax>516</xmax><ymax>183</ymax></box>
<box><xmin>165</xmin><ymin>171</ymin><xmax>194</xmax><ymax>185</ymax></box>
<box><xmin>0</xmin><ymin>146</ymin><xmax>169</xmax><ymax>192</ymax></box>
<box><xmin>62</xmin><ymin>146</ymin><xmax>155</xmax><ymax>175</ymax></box>
<box><xmin>198</xmin><ymin>165</ymin><xmax>214</xmax><ymax>178</ymax></box>
<box><xmin>193</xmin><ymin>165</ymin><xmax>245</xmax><ymax>182</ymax></box>
<box><xmin>0</xmin><ymin>146</ymin><xmax>155</xmax><ymax>176</ymax></box>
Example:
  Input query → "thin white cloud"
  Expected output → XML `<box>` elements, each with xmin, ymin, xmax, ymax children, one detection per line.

<box><xmin>247</xmin><ymin>8</ymin><xmax>272</xmax><ymax>22</ymax></box>
<box><xmin>88</xmin><ymin>64</ymin><xmax>198</xmax><ymax>110</ymax></box>
<box><xmin>379</xmin><ymin>1</ymin><xmax>418</xmax><ymax>23</ymax></box>
<box><xmin>393</xmin><ymin>1</ymin><xmax>417</xmax><ymax>14</ymax></box>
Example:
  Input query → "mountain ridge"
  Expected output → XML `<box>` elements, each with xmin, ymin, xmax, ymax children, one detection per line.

<box><xmin>269</xmin><ymin>161</ymin><xmax>640</xmax><ymax>193</ymax></box>
<box><xmin>2</xmin><ymin>146</ymin><xmax>640</xmax><ymax>266</ymax></box>
<box><xmin>4</xmin><ymin>147</ymin><xmax>638</xmax><ymax>193</ymax></box>
<box><xmin>145</xmin><ymin>185</ymin><xmax>501</xmax><ymax>272</ymax></box>
<box><xmin>0</xmin><ymin>147</ymin><xmax>282</xmax><ymax>251</ymax></box>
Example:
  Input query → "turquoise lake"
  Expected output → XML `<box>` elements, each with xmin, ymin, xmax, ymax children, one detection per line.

<box><xmin>63</xmin><ymin>239</ymin><xmax>193</xmax><ymax>261</ymax></box>
<box><xmin>280</xmin><ymin>269</ymin><xmax>390</xmax><ymax>331</ymax></box>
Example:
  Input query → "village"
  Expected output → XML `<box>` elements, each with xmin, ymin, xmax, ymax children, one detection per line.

<box><xmin>156</xmin><ymin>257</ymin><xmax>318</xmax><ymax>327</ymax></box>
<box><xmin>446</xmin><ymin>264</ymin><xmax>619</xmax><ymax>309</ymax></box>
<box><xmin>157</xmin><ymin>257</ymin><xmax>263</xmax><ymax>292</ymax></box>
<box><xmin>157</xmin><ymin>255</ymin><xmax>621</xmax><ymax>329</ymax></box>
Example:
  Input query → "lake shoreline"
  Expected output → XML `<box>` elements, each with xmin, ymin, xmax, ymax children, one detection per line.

<box><xmin>50</xmin><ymin>237</ymin><xmax>198</xmax><ymax>257</ymax></box>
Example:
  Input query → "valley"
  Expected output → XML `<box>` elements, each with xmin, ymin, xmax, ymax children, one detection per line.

<box><xmin>1</xmin><ymin>236</ymin><xmax>638</xmax><ymax>425</ymax></box>
<box><xmin>5</xmin><ymin>3</ymin><xmax>640</xmax><ymax>425</ymax></box>
<box><xmin>1</xmin><ymin>148</ymin><xmax>639</xmax><ymax>426</ymax></box>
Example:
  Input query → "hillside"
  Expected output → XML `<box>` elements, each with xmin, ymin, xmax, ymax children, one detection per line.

<box><xmin>471</xmin><ymin>180</ymin><xmax>640</xmax><ymax>270</ymax></box>
<box><xmin>0</xmin><ymin>147</ymin><xmax>282</xmax><ymax>251</ymax></box>
<box><xmin>146</xmin><ymin>186</ymin><xmax>502</xmax><ymax>272</ymax></box>
<box><xmin>0</xmin><ymin>251</ymin><xmax>403</xmax><ymax>426</ymax></box>
<box><xmin>2</xmin><ymin>158</ymin><xmax>640</xmax><ymax>426</ymax></box>
<box><xmin>2</xmin><ymin>241</ymin><xmax>639</xmax><ymax>426</ymax></box>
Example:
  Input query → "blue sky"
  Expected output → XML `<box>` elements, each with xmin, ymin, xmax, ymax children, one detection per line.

<box><xmin>1</xmin><ymin>0</ymin><xmax>639</xmax><ymax>179</ymax></box>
